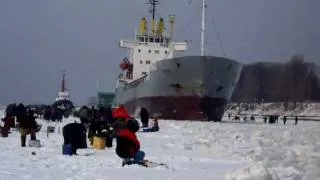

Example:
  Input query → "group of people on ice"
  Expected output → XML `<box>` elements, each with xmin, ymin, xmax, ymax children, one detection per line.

<box><xmin>62</xmin><ymin>104</ymin><xmax>159</xmax><ymax>166</ymax></box>
<box><xmin>1</xmin><ymin>103</ymin><xmax>40</xmax><ymax>147</ymax></box>
<box><xmin>4</xmin><ymin>103</ymin><xmax>71</xmax><ymax>122</ymax></box>
<box><xmin>229</xmin><ymin>113</ymin><xmax>299</xmax><ymax>125</ymax></box>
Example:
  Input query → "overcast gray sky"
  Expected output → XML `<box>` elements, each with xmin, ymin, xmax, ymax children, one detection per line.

<box><xmin>0</xmin><ymin>0</ymin><xmax>319</xmax><ymax>105</ymax></box>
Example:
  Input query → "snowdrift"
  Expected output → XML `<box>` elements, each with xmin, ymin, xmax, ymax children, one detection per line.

<box><xmin>225</xmin><ymin>102</ymin><xmax>320</xmax><ymax>119</ymax></box>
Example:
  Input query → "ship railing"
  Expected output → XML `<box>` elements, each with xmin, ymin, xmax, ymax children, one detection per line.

<box><xmin>124</xmin><ymin>75</ymin><xmax>148</xmax><ymax>90</ymax></box>
<box><xmin>120</xmin><ymin>40</ymin><xmax>138</xmax><ymax>48</ymax></box>
<box><xmin>118</xmin><ymin>79</ymin><xmax>129</xmax><ymax>84</ymax></box>
<box><xmin>169</xmin><ymin>42</ymin><xmax>188</xmax><ymax>51</ymax></box>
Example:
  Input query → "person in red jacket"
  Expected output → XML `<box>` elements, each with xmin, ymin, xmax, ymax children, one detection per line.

<box><xmin>112</xmin><ymin>104</ymin><xmax>132</xmax><ymax>133</ymax></box>
<box><xmin>115</xmin><ymin>119</ymin><xmax>145</xmax><ymax>166</ymax></box>
<box><xmin>112</xmin><ymin>104</ymin><xmax>131</xmax><ymax>120</ymax></box>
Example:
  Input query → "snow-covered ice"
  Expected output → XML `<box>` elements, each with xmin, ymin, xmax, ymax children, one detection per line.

<box><xmin>0</xmin><ymin>109</ymin><xmax>320</xmax><ymax>180</ymax></box>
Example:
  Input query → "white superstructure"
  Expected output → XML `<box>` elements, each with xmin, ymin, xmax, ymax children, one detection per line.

<box><xmin>117</xmin><ymin>9</ymin><xmax>187</xmax><ymax>84</ymax></box>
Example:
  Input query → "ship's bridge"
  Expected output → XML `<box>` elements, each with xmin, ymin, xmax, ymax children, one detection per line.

<box><xmin>119</xmin><ymin>36</ymin><xmax>187</xmax><ymax>51</ymax></box>
<box><xmin>136</xmin><ymin>34</ymin><xmax>170</xmax><ymax>47</ymax></box>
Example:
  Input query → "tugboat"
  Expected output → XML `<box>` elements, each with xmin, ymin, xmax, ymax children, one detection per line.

<box><xmin>52</xmin><ymin>71</ymin><xmax>74</xmax><ymax>113</ymax></box>
<box><xmin>115</xmin><ymin>0</ymin><xmax>243</xmax><ymax>121</ymax></box>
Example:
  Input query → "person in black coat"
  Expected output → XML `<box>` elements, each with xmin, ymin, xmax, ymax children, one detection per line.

<box><xmin>19</xmin><ymin>109</ymin><xmax>38</xmax><ymax>147</ymax></box>
<box><xmin>104</xmin><ymin>106</ymin><xmax>114</xmax><ymax>125</ymax></box>
<box><xmin>140</xmin><ymin>108</ymin><xmax>149</xmax><ymax>128</ymax></box>
<box><xmin>62</xmin><ymin>122</ymin><xmax>87</xmax><ymax>155</ymax></box>
<box><xmin>5</xmin><ymin>103</ymin><xmax>16</xmax><ymax>117</ymax></box>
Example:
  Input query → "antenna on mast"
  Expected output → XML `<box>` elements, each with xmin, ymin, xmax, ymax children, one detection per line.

<box><xmin>201</xmin><ymin>0</ymin><xmax>206</xmax><ymax>56</ymax></box>
<box><xmin>147</xmin><ymin>0</ymin><xmax>159</xmax><ymax>35</ymax></box>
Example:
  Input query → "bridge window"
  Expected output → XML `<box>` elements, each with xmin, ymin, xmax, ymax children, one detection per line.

<box><xmin>148</xmin><ymin>50</ymin><xmax>151</xmax><ymax>53</ymax></box>
<box><xmin>140</xmin><ymin>60</ymin><xmax>143</xmax><ymax>64</ymax></box>
<box><xmin>138</xmin><ymin>49</ymin><xmax>141</xmax><ymax>53</ymax></box>
<box><xmin>142</xmin><ymin>72</ymin><xmax>147</xmax><ymax>75</ymax></box>
<box><xmin>146</xmin><ymin>60</ymin><xmax>151</xmax><ymax>64</ymax></box>
<box><xmin>165</xmin><ymin>50</ymin><xmax>168</xmax><ymax>54</ymax></box>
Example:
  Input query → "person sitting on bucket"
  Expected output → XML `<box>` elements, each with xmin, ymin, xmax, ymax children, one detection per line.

<box><xmin>115</xmin><ymin>119</ymin><xmax>145</xmax><ymax>166</ymax></box>
<box><xmin>142</xmin><ymin>118</ymin><xmax>159</xmax><ymax>132</ymax></box>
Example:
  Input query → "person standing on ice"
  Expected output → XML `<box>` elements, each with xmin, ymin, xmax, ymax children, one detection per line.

<box><xmin>283</xmin><ymin>116</ymin><xmax>287</xmax><ymax>125</ymax></box>
<box><xmin>1</xmin><ymin>114</ymin><xmax>15</xmax><ymax>137</ymax></box>
<box><xmin>79</xmin><ymin>106</ymin><xmax>90</xmax><ymax>125</ymax></box>
<box><xmin>104</xmin><ymin>105</ymin><xmax>114</xmax><ymax>125</ymax></box>
<box><xmin>19</xmin><ymin>109</ymin><xmax>38</xmax><ymax>147</ymax></box>
<box><xmin>115</xmin><ymin>119</ymin><xmax>145</xmax><ymax>166</ymax></box>
<box><xmin>139</xmin><ymin>107</ymin><xmax>149</xmax><ymax>128</ymax></box>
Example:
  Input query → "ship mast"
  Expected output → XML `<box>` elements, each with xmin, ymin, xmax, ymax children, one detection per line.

<box><xmin>147</xmin><ymin>0</ymin><xmax>159</xmax><ymax>35</ymax></box>
<box><xmin>61</xmin><ymin>70</ymin><xmax>66</xmax><ymax>92</ymax></box>
<box><xmin>201</xmin><ymin>0</ymin><xmax>206</xmax><ymax>56</ymax></box>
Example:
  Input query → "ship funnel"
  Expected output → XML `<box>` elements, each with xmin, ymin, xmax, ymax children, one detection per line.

<box><xmin>168</xmin><ymin>15</ymin><xmax>175</xmax><ymax>38</ymax></box>
<box><xmin>139</xmin><ymin>17</ymin><xmax>148</xmax><ymax>36</ymax></box>
<box><xmin>157</xmin><ymin>18</ymin><xmax>165</xmax><ymax>37</ymax></box>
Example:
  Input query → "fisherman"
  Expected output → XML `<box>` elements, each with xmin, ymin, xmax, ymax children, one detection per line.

<box><xmin>1</xmin><ymin>114</ymin><xmax>15</xmax><ymax>137</ymax></box>
<box><xmin>62</xmin><ymin>121</ymin><xmax>87</xmax><ymax>155</ymax></box>
<box><xmin>142</xmin><ymin>118</ymin><xmax>159</xmax><ymax>132</ymax></box>
<box><xmin>79</xmin><ymin>106</ymin><xmax>90</xmax><ymax>125</ymax></box>
<box><xmin>263</xmin><ymin>116</ymin><xmax>267</xmax><ymax>124</ymax></box>
<box><xmin>283</xmin><ymin>116</ymin><xmax>287</xmax><ymax>125</ymax></box>
<box><xmin>5</xmin><ymin>103</ymin><xmax>16</xmax><ymax>117</ymax></box>
<box><xmin>18</xmin><ymin>109</ymin><xmax>38</xmax><ymax>147</ymax></box>
<box><xmin>139</xmin><ymin>107</ymin><xmax>149</xmax><ymax>128</ymax></box>
<box><xmin>104</xmin><ymin>105</ymin><xmax>114</xmax><ymax>125</ymax></box>
<box><xmin>115</xmin><ymin>119</ymin><xmax>146</xmax><ymax>166</ymax></box>
<box><xmin>112</xmin><ymin>104</ymin><xmax>132</xmax><ymax>133</ymax></box>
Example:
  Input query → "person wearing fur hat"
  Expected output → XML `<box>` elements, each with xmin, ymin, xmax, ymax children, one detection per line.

<box><xmin>115</xmin><ymin>119</ymin><xmax>145</xmax><ymax>166</ymax></box>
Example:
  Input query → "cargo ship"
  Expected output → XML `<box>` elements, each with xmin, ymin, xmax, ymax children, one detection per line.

<box><xmin>115</xmin><ymin>0</ymin><xmax>243</xmax><ymax>121</ymax></box>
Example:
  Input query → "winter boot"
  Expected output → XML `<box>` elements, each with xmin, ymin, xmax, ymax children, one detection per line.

<box><xmin>122</xmin><ymin>158</ymin><xmax>132</xmax><ymax>166</ymax></box>
<box><xmin>72</xmin><ymin>146</ymin><xmax>78</xmax><ymax>155</ymax></box>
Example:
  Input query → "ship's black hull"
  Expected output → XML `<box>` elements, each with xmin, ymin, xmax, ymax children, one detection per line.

<box><xmin>124</xmin><ymin>96</ymin><xmax>227</xmax><ymax>121</ymax></box>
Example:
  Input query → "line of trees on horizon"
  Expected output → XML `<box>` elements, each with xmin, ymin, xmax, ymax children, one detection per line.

<box><xmin>231</xmin><ymin>54</ymin><xmax>320</xmax><ymax>103</ymax></box>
